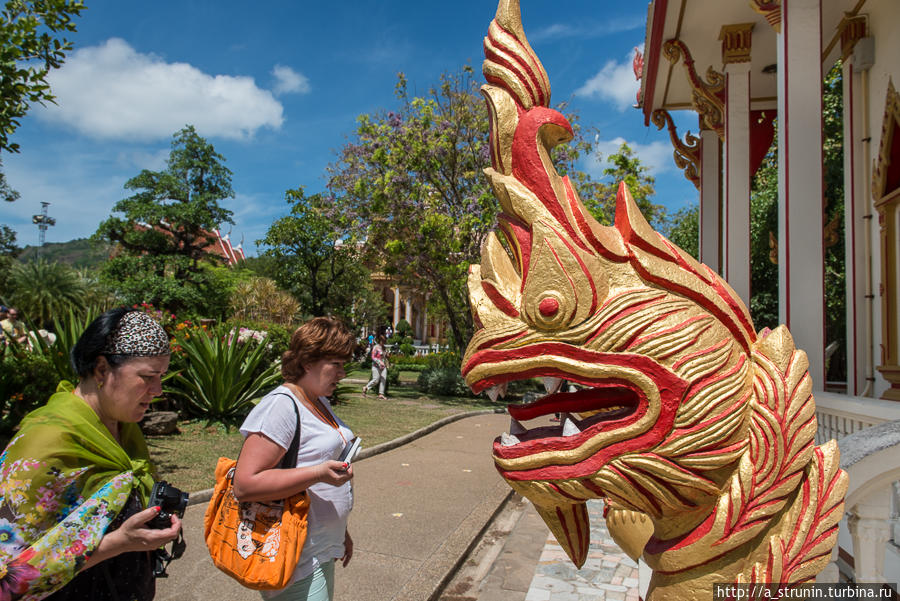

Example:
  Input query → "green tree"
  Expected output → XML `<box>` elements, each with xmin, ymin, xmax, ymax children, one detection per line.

<box><xmin>665</xmin><ymin>201</ymin><xmax>699</xmax><ymax>260</ymax></box>
<box><xmin>261</xmin><ymin>187</ymin><xmax>386</xmax><ymax>328</ymax></box>
<box><xmin>6</xmin><ymin>258</ymin><xmax>86</xmax><ymax>328</ymax></box>
<box><xmin>0</xmin><ymin>0</ymin><xmax>85</xmax><ymax>154</ymax></box>
<box><xmin>94</xmin><ymin>125</ymin><xmax>235</xmax><ymax>316</ymax></box>
<box><xmin>328</xmin><ymin>67</ymin><xmax>608</xmax><ymax>350</ymax></box>
<box><xmin>576</xmin><ymin>142</ymin><xmax>665</xmax><ymax>228</ymax></box>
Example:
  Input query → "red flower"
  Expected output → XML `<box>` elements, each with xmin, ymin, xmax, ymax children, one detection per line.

<box><xmin>67</xmin><ymin>540</ymin><xmax>86</xmax><ymax>556</ymax></box>
<box><xmin>0</xmin><ymin>548</ymin><xmax>41</xmax><ymax>600</ymax></box>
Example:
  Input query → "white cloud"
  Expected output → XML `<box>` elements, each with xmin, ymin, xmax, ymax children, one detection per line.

<box><xmin>38</xmin><ymin>38</ymin><xmax>284</xmax><ymax>141</ymax></box>
<box><xmin>530</xmin><ymin>17</ymin><xmax>645</xmax><ymax>42</ymax></box>
<box><xmin>575</xmin><ymin>51</ymin><xmax>641</xmax><ymax>111</ymax></box>
<box><xmin>586</xmin><ymin>136</ymin><xmax>674</xmax><ymax>178</ymax></box>
<box><xmin>272</xmin><ymin>65</ymin><xmax>311</xmax><ymax>96</ymax></box>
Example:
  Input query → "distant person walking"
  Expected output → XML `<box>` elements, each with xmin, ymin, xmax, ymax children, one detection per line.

<box><xmin>363</xmin><ymin>335</ymin><xmax>389</xmax><ymax>400</ymax></box>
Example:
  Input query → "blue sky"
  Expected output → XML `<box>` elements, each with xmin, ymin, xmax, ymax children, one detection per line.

<box><xmin>3</xmin><ymin>0</ymin><xmax>698</xmax><ymax>255</ymax></box>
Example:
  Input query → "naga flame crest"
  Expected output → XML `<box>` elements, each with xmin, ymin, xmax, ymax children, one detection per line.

<box><xmin>462</xmin><ymin>2</ymin><xmax>848</xmax><ymax>598</ymax></box>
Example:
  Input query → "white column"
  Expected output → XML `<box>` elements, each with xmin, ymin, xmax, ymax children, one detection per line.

<box><xmin>404</xmin><ymin>297</ymin><xmax>412</xmax><ymax>324</ymax></box>
<box><xmin>848</xmin><ymin>488</ymin><xmax>893</xmax><ymax>584</ymax></box>
<box><xmin>723</xmin><ymin>60</ymin><xmax>752</xmax><ymax>304</ymax></box>
<box><xmin>777</xmin><ymin>0</ymin><xmax>825</xmax><ymax>390</ymax></box>
<box><xmin>699</xmin><ymin>129</ymin><xmax>722</xmax><ymax>274</ymax></box>
<box><xmin>843</xmin><ymin>51</ymin><xmax>868</xmax><ymax>396</ymax></box>
<box><xmin>393</xmin><ymin>287</ymin><xmax>401</xmax><ymax>327</ymax></box>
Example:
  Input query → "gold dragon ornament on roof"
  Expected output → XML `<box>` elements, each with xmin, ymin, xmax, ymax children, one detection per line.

<box><xmin>462</xmin><ymin>2</ymin><xmax>848</xmax><ymax>599</ymax></box>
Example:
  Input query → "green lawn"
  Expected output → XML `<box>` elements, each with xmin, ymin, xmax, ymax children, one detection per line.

<box><xmin>146</xmin><ymin>380</ymin><xmax>498</xmax><ymax>493</ymax></box>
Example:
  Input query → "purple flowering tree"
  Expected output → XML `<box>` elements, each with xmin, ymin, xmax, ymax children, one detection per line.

<box><xmin>327</xmin><ymin>66</ymin><xmax>609</xmax><ymax>351</ymax></box>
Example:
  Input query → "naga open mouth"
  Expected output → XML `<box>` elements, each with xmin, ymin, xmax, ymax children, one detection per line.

<box><xmin>496</xmin><ymin>378</ymin><xmax>641</xmax><ymax>456</ymax></box>
<box><xmin>462</xmin><ymin>345</ymin><xmax>688</xmax><ymax>481</ymax></box>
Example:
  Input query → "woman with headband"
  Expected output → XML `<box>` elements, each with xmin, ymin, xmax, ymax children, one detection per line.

<box><xmin>0</xmin><ymin>307</ymin><xmax>183</xmax><ymax>600</ymax></box>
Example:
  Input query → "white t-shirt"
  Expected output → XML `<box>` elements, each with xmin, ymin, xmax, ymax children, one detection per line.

<box><xmin>240</xmin><ymin>385</ymin><xmax>355</xmax><ymax>588</ymax></box>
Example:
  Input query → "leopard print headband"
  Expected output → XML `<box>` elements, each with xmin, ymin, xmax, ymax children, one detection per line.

<box><xmin>104</xmin><ymin>311</ymin><xmax>170</xmax><ymax>356</ymax></box>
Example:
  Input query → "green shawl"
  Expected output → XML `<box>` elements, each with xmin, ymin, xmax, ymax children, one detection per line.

<box><xmin>0</xmin><ymin>381</ymin><xmax>156</xmax><ymax>600</ymax></box>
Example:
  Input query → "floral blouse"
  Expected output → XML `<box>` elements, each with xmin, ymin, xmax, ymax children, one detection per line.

<box><xmin>0</xmin><ymin>383</ymin><xmax>155</xmax><ymax>601</ymax></box>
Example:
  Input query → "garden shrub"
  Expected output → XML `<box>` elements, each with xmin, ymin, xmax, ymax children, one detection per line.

<box><xmin>391</xmin><ymin>363</ymin><xmax>428</xmax><ymax>373</ymax></box>
<box><xmin>388</xmin><ymin>319</ymin><xmax>415</xmax><ymax>356</ymax></box>
<box><xmin>424</xmin><ymin>351</ymin><xmax>461</xmax><ymax>369</ymax></box>
<box><xmin>386</xmin><ymin>366</ymin><xmax>400</xmax><ymax>388</ymax></box>
<box><xmin>417</xmin><ymin>366</ymin><xmax>473</xmax><ymax>397</ymax></box>
<box><xmin>0</xmin><ymin>351</ymin><xmax>58</xmax><ymax>437</ymax></box>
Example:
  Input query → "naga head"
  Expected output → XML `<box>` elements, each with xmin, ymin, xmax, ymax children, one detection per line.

<box><xmin>463</xmin><ymin>0</ymin><xmax>759</xmax><ymax>566</ymax></box>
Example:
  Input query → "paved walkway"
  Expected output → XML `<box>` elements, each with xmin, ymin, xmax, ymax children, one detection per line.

<box><xmin>155</xmin><ymin>410</ymin><xmax>639</xmax><ymax>601</ymax></box>
<box><xmin>521</xmin><ymin>500</ymin><xmax>640</xmax><ymax>601</ymax></box>
<box><xmin>156</xmin><ymin>411</ymin><xmax>514</xmax><ymax>601</ymax></box>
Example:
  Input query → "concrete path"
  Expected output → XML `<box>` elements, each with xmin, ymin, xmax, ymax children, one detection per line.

<box><xmin>441</xmin><ymin>499</ymin><xmax>640</xmax><ymax>601</ymax></box>
<box><xmin>155</xmin><ymin>411</ymin><xmax>516</xmax><ymax>601</ymax></box>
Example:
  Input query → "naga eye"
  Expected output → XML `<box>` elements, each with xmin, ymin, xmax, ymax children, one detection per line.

<box><xmin>521</xmin><ymin>223</ymin><xmax>607</xmax><ymax>332</ymax></box>
<box><xmin>539</xmin><ymin>297</ymin><xmax>560</xmax><ymax>317</ymax></box>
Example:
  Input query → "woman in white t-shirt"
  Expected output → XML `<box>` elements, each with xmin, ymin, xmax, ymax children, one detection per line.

<box><xmin>233</xmin><ymin>317</ymin><xmax>357</xmax><ymax>601</ymax></box>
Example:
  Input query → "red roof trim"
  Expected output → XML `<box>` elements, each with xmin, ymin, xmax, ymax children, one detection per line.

<box><xmin>642</xmin><ymin>0</ymin><xmax>670</xmax><ymax>126</ymax></box>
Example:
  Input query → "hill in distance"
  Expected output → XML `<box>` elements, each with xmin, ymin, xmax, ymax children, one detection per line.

<box><xmin>18</xmin><ymin>238</ymin><xmax>111</xmax><ymax>268</ymax></box>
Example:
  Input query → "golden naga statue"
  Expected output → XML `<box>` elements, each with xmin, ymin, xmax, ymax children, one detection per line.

<box><xmin>462</xmin><ymin>1</ymin><xmax>848</xmax><ymax>598</ymax></box>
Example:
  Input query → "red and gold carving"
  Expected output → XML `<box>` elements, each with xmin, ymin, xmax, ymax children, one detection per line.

<box><xmin>719</xmin><ymin>23</ymin><xmax>754</xmax><ymax>65</ymax></box>
<box><xmin>750</xmin><ymin>0</ymin><xmax>781</xmax><ymax>34</ymax></box>
<box><xmin>663</xmin><ymin>39</ymin><xmax>725</xmax><ymax>139</ymax></box>
<box><xmin>651</xmin><ymin>109</ymin><xmax>700</xmax><ymax>189</ymax></box>
<box><xmin>464</xmin><ymin>1</ymin><xmax>848</xmax><ymax>597</ymax></box>
<box><xmin>873</xmin><ymin>80</ymin><xmax>900</xmax><ymax>401</ymax></box>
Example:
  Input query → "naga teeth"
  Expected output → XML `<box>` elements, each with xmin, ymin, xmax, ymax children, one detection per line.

<box><xmin>510</xmin><ymin>418</ymin><xmax>527</xmax><ymax>436</ymax></box>
<box><xmin>561</xmin><ymin>413</ymin><xmax>581</xmax><ymax>437</ymax></box>
<box><xmin>542</xmin><ymin>377</ymin><xmax>563</xmax><ymax>394</ymax></box>
<box><xmin>485</xmin><ymin>382</ymin><xmax>508</xmax><ymax>402</ymax></box>
<box><xmin>500</xmin><ymin>432</ymin><xmax>520</xmax><ymax>446</ymax></box>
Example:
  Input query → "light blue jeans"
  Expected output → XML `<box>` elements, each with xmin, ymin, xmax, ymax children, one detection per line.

<box><xmin>365</xmin><ymin>364</ymin><xmax>387</xmax><ymax>395</ymax></box>
<box><xmin>265</xmin><ymin>561</ymin><xmax>334</xmax><ymax>601</ymax></box>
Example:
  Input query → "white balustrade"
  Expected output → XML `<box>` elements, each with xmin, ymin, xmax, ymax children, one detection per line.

<box><xmin>814</xmin><ymin>391</ymin><xmax>900</xmax><ymax>444</ymax></box>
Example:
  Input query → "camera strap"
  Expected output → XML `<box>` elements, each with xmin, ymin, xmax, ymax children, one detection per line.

<box><xmin>153</xmin><ymin>530</ymin><xmax>186</xmax><ymax>578</ymax></box>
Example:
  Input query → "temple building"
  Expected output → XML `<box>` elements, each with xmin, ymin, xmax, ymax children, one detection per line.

<box><xmin>369</xmin><ymin>271</ymin><xmax>450</xmax><ymax>346</ymax></box>
<box><xmin>638</xmin><ymin>0</ymin><xmax>900</xmax><ymax>586</ymax></box>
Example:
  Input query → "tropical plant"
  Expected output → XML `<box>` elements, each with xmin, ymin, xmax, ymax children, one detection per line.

<box><xmin>6</xmin><ymin>259</ymin><xmax>86</xmax><ymax>328</ymax></box>
<box><xmin>165</xmin><ymin>330</ymin><xmax>281</xmax><ymax>425</ymax></box>
<box><xmin>229</xmin><ymin>276</ymin><xmax>300</xmax><ymax>326</ymax></box>
<box><xmin>27</xmin><ymin>307</ymin><xmax>98</xmax><ymax>383</ymax></box>
<box><xmin>76</xmin><ymin>267</ymin><xmax>120</xmax><ymax>313</ymax></box>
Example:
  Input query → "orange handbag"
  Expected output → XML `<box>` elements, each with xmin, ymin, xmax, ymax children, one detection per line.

<box><xmin>204</xmin><ymin>396</ymin><xmax>309</xmax><ymax>590</ymax></box>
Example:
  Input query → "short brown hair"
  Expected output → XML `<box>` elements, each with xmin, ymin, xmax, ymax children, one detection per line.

<box><xmin>281</xmin><ymin>317</ymin><xmax>355</xmax><ymax>382</ymax></box>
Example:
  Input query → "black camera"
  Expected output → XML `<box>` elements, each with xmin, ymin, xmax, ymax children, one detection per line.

<box><xmin>146</xmin><ymin>480</ymin><xmax>189</xmax><ymax>529</ymax></box>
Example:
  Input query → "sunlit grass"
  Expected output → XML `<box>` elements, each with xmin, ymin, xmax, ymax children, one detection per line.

<box><xmin>147</xmin><ymin>380</ymin><xmax>497</xmax><ymax>492</ymax></box>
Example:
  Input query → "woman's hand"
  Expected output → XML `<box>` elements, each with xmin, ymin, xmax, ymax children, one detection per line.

<box><xmin>316</xmin><ymin>460</ymin><xmax>353</xmax><ymax>486</ymax></box>
<box><xmin>113</xmin><ymin>506</ymin><xmax>183</xmax><ymax>552</ymax></box>
<box><xmin>341</xmin><ymin>530</ymin><xmax>354</xmax><ymax>567</ymax></box>
<box><xmin>233</xmin><ymin>434</ymin><xmax>353</xmax><ymax>502</ymax></box>
<box><xmin>82</xmin><ymin>506</ymin><xmax>182</xmax><ymax>570</ymax></box>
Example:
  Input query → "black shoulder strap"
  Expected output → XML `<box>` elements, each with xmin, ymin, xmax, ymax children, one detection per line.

<box><xmin>277</xmin><ymin>393</ymin><xmax>302</xmax><ymax>470</ymax></box>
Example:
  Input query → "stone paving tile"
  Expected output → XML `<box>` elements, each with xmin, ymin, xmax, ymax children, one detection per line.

<box><xmin>524</xmin><ymin>500</ymin><xmax>640</xmax><ymax>600</ymax></box>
